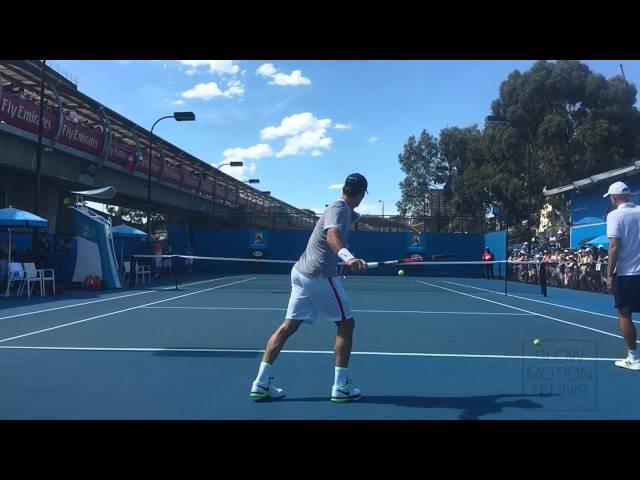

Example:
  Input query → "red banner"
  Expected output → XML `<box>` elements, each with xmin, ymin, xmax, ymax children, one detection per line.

<box><xmin>163</xmin><ymin>164</ymin><xmax>182</xmax><ymax>184</ymax></box>
<box><xmin>107</xmin><ymin>140</ymin><xmax>135</xmax><ymax>167</ymax></box>
<box><xmin>201</xmin><ymin>178</ymin><xmax>214</xmax><ymax>195</ymax></box>
<box><xmin>59</xmin><ymin>119</ymin><xmax>104</xmax><ymax>156</ymax></box>
<box><xmin>0</xmin><ymin>91</ymin><xmax>58</xmax><ymax>138</ymax></box>
<box><xmin>183</xmin><ymin>172</ymin><xmax>199</xmax><ymax>190</ymax></box>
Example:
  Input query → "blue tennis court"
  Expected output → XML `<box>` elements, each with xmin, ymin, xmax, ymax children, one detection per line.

<box><xmin>0</xmin><ymin>272</ymin><xmax>637</xmax><ymax>419</ymax></box>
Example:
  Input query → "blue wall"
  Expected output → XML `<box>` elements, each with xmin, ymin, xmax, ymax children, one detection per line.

<box><xmin>570</xmin><ymin>176</ymin><xmax>640</xmax><ymax>226</ymax></box>
<box><xmin>170</xmin><ymin>227</ymin><xmax>483</xmax><ymax>269</ymax></box>
<box><xmin>484</xmin><ymin>231</ymin><xmax>507</xmax><ymax>261</ymax></box>
<box><xmin>570</xmin><ymin>223</ymin><xmax>606</xmax><ymax>249</ymax></box>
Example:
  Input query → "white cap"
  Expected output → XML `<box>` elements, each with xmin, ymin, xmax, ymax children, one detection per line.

<box><xmin>603</xmin><ymin>181</ymin><xmax>630</xmax><ymax>197</ymax></box>
<box><xmin>598</xmin><ymin>244</ymin><xmax>605</xmax><ymax>248</ymax></box>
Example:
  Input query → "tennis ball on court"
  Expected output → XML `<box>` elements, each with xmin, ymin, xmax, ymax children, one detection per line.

<box><xmin>533</xmin><ymin>339</ymin><xmax>541</xmax><ymax>347</ymax></box>
<box><xmin>398</xmin><ymin>270</ymin><xmax>405</xmax><ymax>276</ymax></box>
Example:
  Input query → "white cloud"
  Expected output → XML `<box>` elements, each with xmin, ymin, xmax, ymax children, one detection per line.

<box><xmin>222</xmin><ymin>144</ymin><xmax>273</xmax><ymax>163</ymax></box>
<box><xmin>368</xmin><ymin>136</ymin><xmax>379</xmax><ymax>143</ymax></box>
<box><xmin>172</xmin><ymin>99</ymin><xmax>185</xmax><ymax>105</ymax></box>
<box><xmin>260</xmin><ymin>113</ymin><xmax>327</xmax><ymax>139</ymax></box>
<box><xmin>334</xmin><ymin>123</ymin><xmax>352</xmax><ymax>130</ymax></box>
<box><xmin>217</xmin><ymin>143</ymin><xmax>273</xmax><ymax>180</ymax></box>
<box><xmin>178</xmin><ymin>60</ymin><xmax>240</xmax><ymax>76</ymax></box>
<box><xmin>256</xmin><ymin>63</ymin><xmax>311</xmax><ymax>87</ymax></box>
<box><xmin>260</xmin><ymin>113</ymin><xmax>333</xmax><ymax>157</ymax></box>
<box><xmin>225</xmin><ymin>79</ymin><xmax>244</xmax><ymax>97</ymax></box>
<box><xmin>271</xmin><ymin>70</ymin><xmax>311</xmax><ymax>86</ymax></box>
<box><xmin>181</xmin><ymin>81</ymin><xmax>244</xmax><ymax>100</ymax></box>
<box><xmin>256</xmin><ymin>63</ymin><xmax>277</xmax><ymax>77</ymax></box>
<box><xmin>328</xmin><ymin>184</ymin><xmax>344</xmax><ymax>190</ymax></box>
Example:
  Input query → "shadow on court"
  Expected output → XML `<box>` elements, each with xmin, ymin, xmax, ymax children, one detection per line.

<box><xmin>279</xmin><ymin>393</ymin><xmax>553</xmax><ymax>420</ymax></box>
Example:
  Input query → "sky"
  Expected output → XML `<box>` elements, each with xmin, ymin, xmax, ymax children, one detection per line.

<box><xmin>52</xmin><ymin>60</ymin><xmax>640</xmax><ymax>216</ymax></box>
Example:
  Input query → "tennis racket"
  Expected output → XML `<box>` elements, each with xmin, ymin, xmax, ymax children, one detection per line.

<box><xmin>365</xmin><ymin>257</ymin><xmax>425</xmax><ymax>269</ymax></box>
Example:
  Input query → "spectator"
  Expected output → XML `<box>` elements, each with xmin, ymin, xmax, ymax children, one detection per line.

<box><xmin>153</xmin><ymin>241</ymin><xmax>162</xmax><ymax>278</ymax></box>
<box><xmin>163</xmin><ymin>242</ymin><xmax>173</xmax><ymax>277</ymax></box>
<box><xmin>482</xmin><ymin>247</ymin><xmax>495</xmax><ymax>279</ymax></box>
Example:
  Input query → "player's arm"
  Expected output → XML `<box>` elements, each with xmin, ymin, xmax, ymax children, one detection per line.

<box><xmin>606</xmin><ymin>212</ymin><xmax>622</xmax><ymax>293</ymax></box>
<box><xmin>607</xmin><ymin>237</ymin><xmax>621</xmax><ymax>292</ymax></box>
<box><xmin>326</xmin><ymin>228</ymin><xmax>367</xmax><ymax>273</ymax></box>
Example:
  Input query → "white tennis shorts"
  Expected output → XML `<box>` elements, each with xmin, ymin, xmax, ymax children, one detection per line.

<box><xmin>285</xmin><ymin>267</ymin><xmax>352</xmax><ymax>324</ymax></box>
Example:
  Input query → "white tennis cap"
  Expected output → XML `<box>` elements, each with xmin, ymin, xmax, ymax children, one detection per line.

<box><xmin>603</xmin><ymin>181</ymin><xmax>630</xmax><ymax>197</ymax></box>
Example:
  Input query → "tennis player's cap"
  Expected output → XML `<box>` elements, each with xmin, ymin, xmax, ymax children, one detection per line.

<box><xmin>344</xmin><ymin>173</ymin><xmax>368</xmax><ymax>196</ymax></box>
<box><xmin>603</xmin><ymin>181</ymin><xmax>630</xmax><ymax>197</ymax></box>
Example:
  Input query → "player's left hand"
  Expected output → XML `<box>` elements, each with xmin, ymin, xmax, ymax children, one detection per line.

<box><xmin>347</xmin><ymin>258</ymin><xmax>367</xmax><ymax>273</ymax></box>
<box><xmin>607</xmin><ymin>276</ymin><xmax>616</xmax><ymax>294</ymax></box>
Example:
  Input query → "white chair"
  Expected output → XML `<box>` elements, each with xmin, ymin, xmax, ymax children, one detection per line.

<box><xmin>5</xmin><ymin>262</ymin><xmax>25</xmax><ymax>298</ymax></box>
<box><xmin>22</xmin><ymin>263</ymin><xmax>43</xmax><ymax>297</ymax></box>
<box><xmin>40</xmin><ymin>268</ymin><xmax>55</xmax><ymax>295</ymax></box>
<box><xmin>122</xmin><ymin>261</ymin><xmax>131</xmax><ymax>283</ymax></box>
<box><xmin>136</xmin><ymin>263</ymin><xmax>151</xmax><ymax>285</ymax></box>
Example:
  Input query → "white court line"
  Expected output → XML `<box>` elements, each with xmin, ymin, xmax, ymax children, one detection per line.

<box><xmin>0</xmin><ymin>275</ymin><xmax>245</xmax><ymax>322</ymax></box>
<box><xmin>441</xmin><ymin>280</ymin><xmax>628</xmax><ymax>322</ymax></box>
<box><xmin>0</xmin><ymin>345</ymin><xmax>617</xmax><ymax>362</ymax></box>
<box><xmin>159</xmin><ymin>275</ymin><xmax>249</xmax><ymax>290</ymax></box>
<box><xmin>142</xmin><ymin>306</ymin><xmax>533</xmax><ymax>316</ymax></box>
<box><xmin>416</xmin><ymin>280</ymin><xmax>632</xmax><ymax>343</ymax></box>
<box><xmin>0</xmin><ymin>277</ymin><xmax>256</xmax><ymax>344</ymax></box>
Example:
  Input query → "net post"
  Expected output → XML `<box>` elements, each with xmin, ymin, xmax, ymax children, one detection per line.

<box><xmin>175</xmin><ymin>255</ymin><xmax>178</xmax><ymax>291</ymax></box>
<box><xmin>504</xmin><ymin>260</ymin><xmax>508</xmax><ymax>296</ymax></box>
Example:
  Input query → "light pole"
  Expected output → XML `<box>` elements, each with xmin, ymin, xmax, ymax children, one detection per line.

<box><xmin>245</xmin><ymin>179</ymin><xmax>260</xmax><ymax>184</ymax></box>
<box><xmin>34</xmin><ymin>60</ymin><xmax>46</xmax><ymax>218</ymax></box>
<box><xmin>378</xmin><ymin>200</ymin><xmax>384</xmax><ymax>217</ymax></box>
<box><xmin>212</xmin><ymin>161</ymin><xmax>243</xmax><ymax>223</ymax></box>
<box><xmin>146</xmin><ymin>111</ymin><xmax>195</xmax><ymax>236</ymax></box>
<box><xmin>486</xmin><ymin>114</ymin><xmax>533</xmax><ymax>254</ymax></box>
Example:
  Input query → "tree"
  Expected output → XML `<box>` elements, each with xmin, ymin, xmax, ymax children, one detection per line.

<box><xmin>395</xmin><ymin>130</ymin><xmax>441</xmax><ymax>216</ymax></box>
<box><xmin>487</xmin><ymin>60</ymin><xmax>640</xmax><ymax>229</ymax></box>
<box><xmin>437</xmin><ymin>125</ymin><xmax>492</xmax><ymax>219</ymax></box>
<box><xmin>106</xmin><ymin>206</ymin><xmax>165</xmax><ymax>231</ymax></box>
<box><xmin>396</xmin><ymin>60</ymin><xmax>640</xmax><ymax>232</ymax></box>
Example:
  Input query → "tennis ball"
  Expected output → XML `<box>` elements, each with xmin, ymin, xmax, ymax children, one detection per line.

<box><xmin>533</xmin><ymin>339</ymin><xmax>541</xmax><ymax>347</ymax></box>
<box><xmin>398</xmin><ymin>270</ymin><xmax>405</xmax><ymax>277</ymax></box>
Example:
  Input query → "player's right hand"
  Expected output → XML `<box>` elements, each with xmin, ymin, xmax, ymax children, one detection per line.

<box><xmin>347</xmin><ymin>258</ymin><xmax>367</xmax><ymax>273</ymax></box>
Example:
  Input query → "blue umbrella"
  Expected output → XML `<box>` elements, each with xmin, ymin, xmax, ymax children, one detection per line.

<box><xmin>585</xmin><ymin>235</ymin><xmax>609</xmax><ymax>249</ymax></box>
<box><xmin>0</xmin><ymin>207</ymin><xmax>48</xmax><ymax>228</ymax></box>
<box><xmin>111</xmin><ymin>225</ymin><xmax>148</xmax><ymax>274</ymax></box>
<box><xmin>0</xmin><ymin>207</ymin><xmax>48</xmax><ymax>296</ymax></box>
<box><xmin>111</xmin><ymin>225</ymin><xmax>148</xmax><ymax>239</ymax></box>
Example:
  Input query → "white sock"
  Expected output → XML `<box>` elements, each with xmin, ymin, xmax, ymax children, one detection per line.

<box><xmin>629</xmin><ymin>350</ymin><xmax>639</xmax><ymax>362</ymax></box>
<box><xmin>255</xmin><ymin>361</ymin><xmax>272</xmax><ymax>384</ymax></box>
<box><xmin>334</xmin><ymin>367</ymin><xmax>348</xmax><ymax>387</ymax></box>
